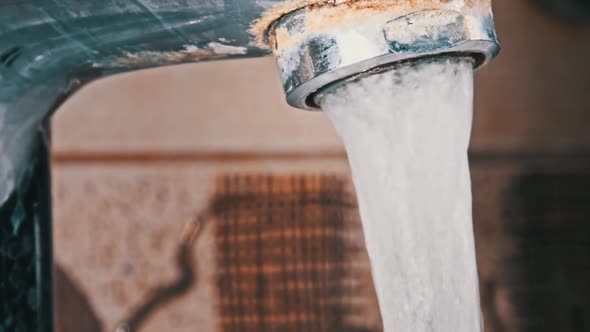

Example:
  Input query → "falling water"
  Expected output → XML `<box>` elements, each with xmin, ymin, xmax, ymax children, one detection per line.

<box><xmin>320</xmin><ymin>58</ymin><xmax>481</xmax><ymax>332</ymax></box>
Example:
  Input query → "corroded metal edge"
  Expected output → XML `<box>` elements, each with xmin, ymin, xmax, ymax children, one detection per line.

<box><xmin>250</xmin><ymin>0</ymin><xmax>492</xmax><ymax>49</ymax></box>
<box><xmin>263</xmin><ymin>0</ymin><xmax>499</xmax><ymax>109</ymax></box>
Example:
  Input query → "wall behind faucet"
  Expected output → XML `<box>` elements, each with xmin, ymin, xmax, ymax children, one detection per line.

<box><xmin>50</xmin><ymin>0</ymin><xmax>590</xmax><ymax>331</ymax></box>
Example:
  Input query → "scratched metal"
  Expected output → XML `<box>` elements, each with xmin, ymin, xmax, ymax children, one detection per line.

<box><xmin>0</xmin><ymin>2</ymin><xmax>283</xmax><ymax>332</ymax></box>
<box><xmin>0</xmin><ymin>0</ymin><xmax>291</xmax><ymax>206</ymax></box>
<box><xmin>266</xmin><ymin>1</ymin><xmax>500</xmax><ymax>109</ymax></box>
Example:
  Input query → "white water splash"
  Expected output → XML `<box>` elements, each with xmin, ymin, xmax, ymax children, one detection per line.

<box><xmin>321</xmin><ymin>59</ymin><xmax>482</xmax><ymax>332</ymax></box>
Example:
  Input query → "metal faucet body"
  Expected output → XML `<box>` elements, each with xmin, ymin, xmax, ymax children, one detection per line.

<box><xmin>0</xmin><ymin>0</ymin><xmax>499</xmax><ymax>202</ymax></box>
<box><xmin>0</xmin><ymin>1</ymin><xmax>498</xmax><ymax>331</ymax></box>
<box><xmin>263</xmin><ymin>1</ymin><xmax>500</xmax><ymax>109</ymax></box>
<box><xmin>0</xmin><ymin>0</ymin><xmax>276</xmax><ymax>205</ymax></box>
<box><xmin>0</xmin><ymin>3</ymin><xmax>279</xmax><ymax>331</ymax></box>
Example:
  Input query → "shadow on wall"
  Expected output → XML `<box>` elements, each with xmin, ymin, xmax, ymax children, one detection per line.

<box><xmin>52</xmin><ymin>170</ymin><xmax>590</xmax><ymax>332</ymax></box>
<box><xmin>55</xmin><ymin>212</ymin><xmax>205</xmax><ymax>332</ymax></box>
<box><xmin>496</xmin><ymin>172</ymin><xmax>590</xmax><ymax>332</ymax></box>
<box><xmin>54</xmin><ymin>173</ymin><xmax>383</xmax><ymax>332</ymax></box>
<box><xmin>55</xmin><ymin>230</ymin><xmax>201</xmax><ymax>332</ymax></box>
<box><xmin>54</xmin><ymin>265</ymin><xmax>102</xmax><ymax>332</ymax></box>
<box><xmin>529</xmin><ymin>0</ymin><xmax>590</xmax><ymax>22</ymax></box>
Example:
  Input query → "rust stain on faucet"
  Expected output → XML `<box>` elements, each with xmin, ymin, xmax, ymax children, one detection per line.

<box><xmin>250</xmin><ymin>0</ymin><xmax>491</xmax><ymax>49</ymax></box>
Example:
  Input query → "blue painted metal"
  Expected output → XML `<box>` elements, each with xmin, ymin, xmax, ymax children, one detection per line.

<box><xmin>0</xmin><ymin>2</ymin><xmax>282</xmax><ymax>331</ymax></box>
<box><xmin>0</xmin><ymin>124</ymin><xmax>53</xmax><ymax>332</ymax></box>
<box><xmin>0</xmin><ymin>0</ymin><xmax>282</xmax><ymax>205</ymax></box>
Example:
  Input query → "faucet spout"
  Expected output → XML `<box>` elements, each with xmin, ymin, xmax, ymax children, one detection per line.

<box><xmin>259</xmin><ymin>0</ymin><xmax>500</xmax><ymax>110</ymax></box>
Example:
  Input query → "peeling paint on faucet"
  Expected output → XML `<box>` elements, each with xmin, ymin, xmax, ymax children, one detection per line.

<box><xmin>0</xmin><ymin>0</ymin><xmax>274</xmax><ymax>207</ymax></box>
<box><xmin>101</xmin><ymin>43</ymin><xmax>248</xmax><ymax>68</ymax></box>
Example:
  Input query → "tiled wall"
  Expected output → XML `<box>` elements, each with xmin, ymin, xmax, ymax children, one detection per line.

<box><xmin>51</xmin><ymin>0</ymin><xmax>590</xmax><ymax>331</ymax></box>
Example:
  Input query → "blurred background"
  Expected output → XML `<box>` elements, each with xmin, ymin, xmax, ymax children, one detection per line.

<box><xmin>49</xmin><ymin>0</ymin><xmax>590</xmax><ymax>331</ymax></box>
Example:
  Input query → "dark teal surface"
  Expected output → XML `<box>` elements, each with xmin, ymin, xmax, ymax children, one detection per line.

<box><xmin>0</xmin><ymin>2</ymin><xmax>280</xmax><ymax>331</ymax></box>
<box><xmin>0</xmin><ymin>126</ymin><xmax>53</xmax><ymax>332</ymax></box>
<box><xmin>0</xmin><ymin>0</ymin><xmax>277</xmax><ymax>206</ymax></box>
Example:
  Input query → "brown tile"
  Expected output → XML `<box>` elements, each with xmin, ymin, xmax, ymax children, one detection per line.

<box><xmin>211</xmin><ymin>174</ymin><xmax>381</xmax><ymax>332</ymax></box>
<box><xmin>52</xmin><ymin>160</ymin><xmax>350</xmax><ymax>332</ymax></box>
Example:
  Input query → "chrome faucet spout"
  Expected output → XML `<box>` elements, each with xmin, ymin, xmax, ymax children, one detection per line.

<box><xmin>258</xmin><ymin>0</ymin><xmax>500</xmax><ymax>110</ymax></box>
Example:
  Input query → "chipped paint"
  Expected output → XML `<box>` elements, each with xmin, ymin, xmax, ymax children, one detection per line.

<box><xmin>207</xmin><ymin>42</ymin><xmax>248</xmax><ymax>55</ymax></box>
<box><xmin>105</xmin><ymin>43</ymin><xmax>248</xmax><ymax>68</ymax></box>
<box><xmin>183</xmin><ymin>44</ymin><xmax>203</xmax><ymax>53</ymax></box>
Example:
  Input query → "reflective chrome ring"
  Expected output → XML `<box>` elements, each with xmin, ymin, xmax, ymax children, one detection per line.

<box><xmin>267</xmin><ymin>6</ymin><xmax>500</xmax><ymax>110</ymax></box>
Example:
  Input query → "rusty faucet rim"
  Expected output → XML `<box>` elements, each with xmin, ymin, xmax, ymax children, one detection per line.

<box><xmin>264</xmin><ymin>2</ymin><xmax>500</xmax><ymax>110</ymax></box>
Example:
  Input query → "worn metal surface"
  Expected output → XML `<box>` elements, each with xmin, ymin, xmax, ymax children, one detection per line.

<box><xmin>0</xmin><ymin>2</ymin><xmax>498</xmax><ymax>331</ymax></box>
<box><xmin>0</xmin><ymin>0</ymin><xmax>501</xmax><ymax>201</ymax></box>
<box><xmin>264</xmin><ymin>0</ymin><xmax>499</xmax><ymax>109</ymax></box>
<box><xmin>0</xmin><ymin>0</ymin><xmax>289</xmax><ymax>206</ymax></box>
<box><xmin>0</xmin><ymin>2</ymin><xmax>286</xmax><ymax>331</ymax></box>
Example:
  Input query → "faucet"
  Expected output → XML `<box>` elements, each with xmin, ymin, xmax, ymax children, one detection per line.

<box><xmin>0</xmin><ymin>1</ymin><xmax>498</xmax><ymax>331</ymax></box>
<box><xmin>259</xmin><ymin>0</ymin><xmax>499</xmax><ymax>109</ymax></box>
